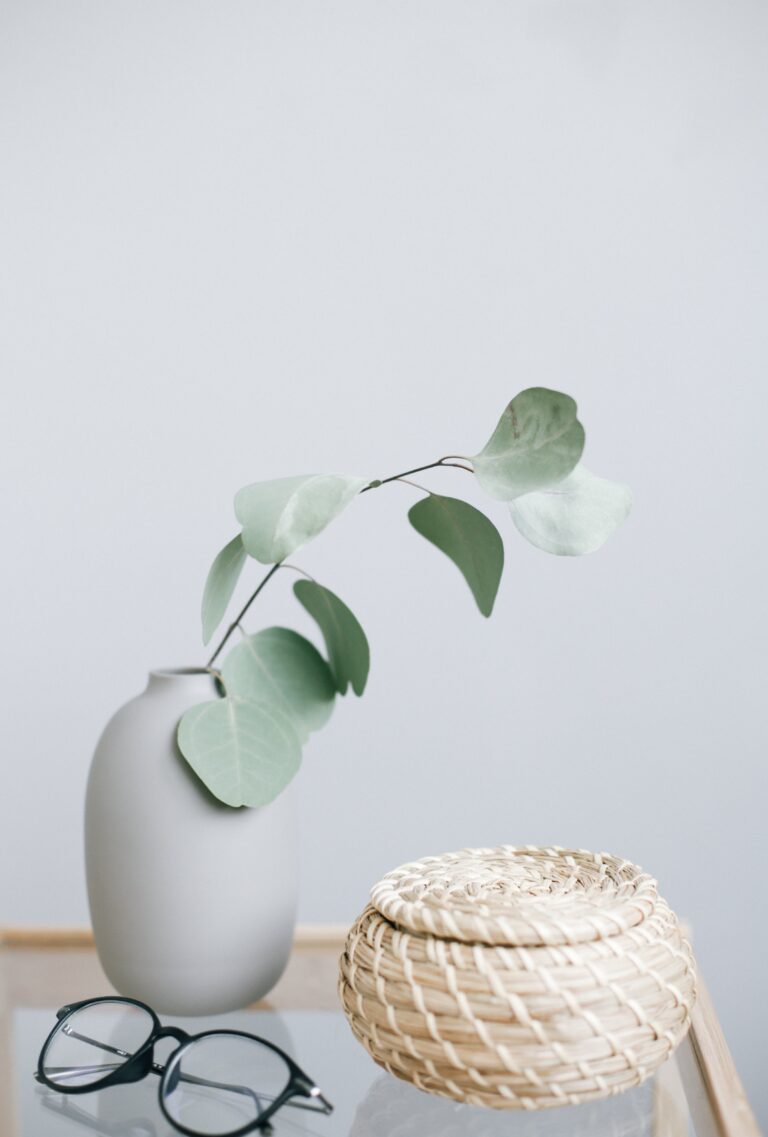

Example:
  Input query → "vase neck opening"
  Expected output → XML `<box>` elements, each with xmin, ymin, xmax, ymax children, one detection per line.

<box><xmin>146</xmin><ymin>668</ymin><xmax>218</xmax><ymax>699</ymax></box>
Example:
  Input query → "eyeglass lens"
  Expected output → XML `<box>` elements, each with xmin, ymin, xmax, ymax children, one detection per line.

<box><xmin>162</xmin><ymin>1034</ymin><xmax>292</xmax><ymax>1136</ymax></box>
<box><xmin>42</xmin><ymin>1002</ymin><xmax>155</xmax><ymax>1088</ymax></box>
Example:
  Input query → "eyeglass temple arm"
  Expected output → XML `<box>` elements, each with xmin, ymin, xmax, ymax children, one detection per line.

<box><xmin>35</xmin><ymin>1064</ymin><xmax>125</xmax><ymax>1082</ymax></box>
<box><xmin>36</xmin><ymin>1065</ymin><xmax>331</xmax><ymax>1118</ymax></box>
<box><xmin>42</xmin><ymin>1024</ymin><xmax>333</xmax><ymax>1119</ymax></box>
<box><xmin>40</xmin><ymin>1027</ymin><xmax>267</xmax><ymax>1112</ymax></box>
<box><xmin>291</xmin><ymin>1089</ymin><xmax>334</xmax><ymax>1115</ymax></box>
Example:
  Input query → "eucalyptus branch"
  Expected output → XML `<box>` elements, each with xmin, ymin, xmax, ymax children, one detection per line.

<box><xmin>182</xmin><ymin>390</ymin><xmax>632</xmax><ymax>813</ymax></box>
<box><xmin>207</xmin><ymin>455</ymin><xmax>472</xmax><ymax>667</ymax></box>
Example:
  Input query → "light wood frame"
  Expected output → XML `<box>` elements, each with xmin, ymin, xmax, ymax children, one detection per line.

<box><xmin>0</xmin><ymin>925</ymin><xmax>349</xmax><ymax>950</ymax></box>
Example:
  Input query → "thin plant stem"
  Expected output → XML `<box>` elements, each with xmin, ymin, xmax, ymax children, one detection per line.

<box><xmin>359</xmin><ymin>462</ymin><xmax>439</xmax><ymax>492</ymax></box>
<box><xmin>204</xmin><ymin>666</ymin><xmax>226</xmax><ymax>697</ymax></box>
<box><xmin>361</xmin><ymin>456</ymin><xmax>472</xmax><ymax>492</ymax></box>
<box><xmin>440</xmin><ymin>461</ymin><xmax>474</xmax><ymax>473</ymax></box>
<box><xmin>206</xmin><ymin>562</ymin><xmax>282</xmax><ymax>667</ymax></box>
<box><xmin>280</xmin><ymin>564</ymin><xmax>317</xmax><ymax>582</ymax></box>
<box><xmin>392</xmin><ymin>477</ymin><xmax>431</xmax><ymax>494</ymax></box>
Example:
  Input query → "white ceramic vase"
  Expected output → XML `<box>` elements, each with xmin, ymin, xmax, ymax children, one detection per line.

<box><xmin>84</xmin><ymin>668</ymin><xmax>298</xmax><ymax>1016</ymax></box>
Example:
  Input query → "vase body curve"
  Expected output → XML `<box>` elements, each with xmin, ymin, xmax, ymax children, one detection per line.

<box><xmin>85</xmin><ymin>668</ymin><xmax>298</xmax><ymax>1015</ymax></box>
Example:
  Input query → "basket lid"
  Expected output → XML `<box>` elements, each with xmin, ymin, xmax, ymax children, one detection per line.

<box><xmin>370</xmin><ymin>846</ymin><xmax>659</xmax><ymax>946</ymax></box>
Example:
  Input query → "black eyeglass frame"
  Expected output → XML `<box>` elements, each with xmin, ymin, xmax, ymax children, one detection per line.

<box><xmin>36</xmin><ymin>995</ymin><xmax>333</xmax><ymax>1137</ymax></box>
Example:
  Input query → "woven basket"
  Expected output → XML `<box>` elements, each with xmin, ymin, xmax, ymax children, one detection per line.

<box><xmin>339</xmin><ymin>846</ymin><xmax>696</xmax><ymax>1110</ymax></box>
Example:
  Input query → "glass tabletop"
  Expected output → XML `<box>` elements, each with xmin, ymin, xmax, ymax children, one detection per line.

<box><xmin>6</xmin><ymin>1006</ymin><xmax>707</xmax><ymax>1137</ymax></box>
<box><xmin>0</xmin><ymin>938</ymin><xmax>758</xmax><ymax>1137</ymax></box>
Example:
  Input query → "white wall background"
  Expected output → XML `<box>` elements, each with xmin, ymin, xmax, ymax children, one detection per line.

<box><xmin>2</xmin><ymin>0</ymin><xmax>766</xmax><ymax>1121</ymax></box>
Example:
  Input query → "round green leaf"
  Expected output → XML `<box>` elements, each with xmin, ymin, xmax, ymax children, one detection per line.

<box><xmin>408</xmin><ymin>494</ymin><xmax>504</xmax><ymax>617</ymax></box>
<box><xmin>201</xmin><ymin>534</ymin><xmax>247</xmax><ymax>646</ymax></box>
<box><xmin>177</xmin><ymin>696</ymin><xmax>301</xmax><ymax>808</ymax></box>
<box><xmin>472</xmin><ymin>387</ymin><xmax>585</xmax><ymax>500</ymax></box>
<box><xmin>509</xmin><ymin>465</ymin><xmax>632</xmax><ymax>555</ymax></box>
<box><xmin>221</xmin><ymin>627</ymin><xmax>335</xmax><ymax>743</ymax></box>
<box><xmin>234</xmin><ymin>474</ymin><xmax>369</xmax><ymax>564</ymax></box>
<box><xmin>293</xmin><ymin>580</ymin><xmax>369</xmax><ymax>696</ymax></box>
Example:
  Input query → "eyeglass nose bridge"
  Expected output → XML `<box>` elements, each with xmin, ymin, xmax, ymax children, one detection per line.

<box><xmin>153</xmin><ymin>1025</ymin><xmax>190</xmax><ymax>1046</ymax></box>
<box><xmin>128</xmin><ymin>1024</ymin><xmax>190</xmax><ymax>1084</ymax></box>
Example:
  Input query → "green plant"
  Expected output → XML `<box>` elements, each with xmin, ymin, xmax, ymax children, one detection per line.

<box><xmin>177</xmin><ymin>388</ymin><xmax>631</xmax><ymax>807</ymax></box>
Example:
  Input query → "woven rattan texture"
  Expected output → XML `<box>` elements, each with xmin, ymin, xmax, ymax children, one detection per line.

<box><xmin>340</xmin><ymin>846</ymin><xmax>696</xmax><ymax>1110</ymax></box>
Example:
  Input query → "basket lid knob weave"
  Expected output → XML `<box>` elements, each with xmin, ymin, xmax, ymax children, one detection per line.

<box><xmin>370</xmin><ymin>846</ymin><xmax>659</xmax><ymax>946</ymax></box>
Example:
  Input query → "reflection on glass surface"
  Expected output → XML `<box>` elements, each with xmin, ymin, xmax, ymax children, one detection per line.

<box><xmin>19</xmin><ymin>1009</ymin><xmax>695</xmax><ymax>1137</ymax></box>
<box><xmin>38</xmin><ymin>1092</ymin><xmax>158</xmax><ymax>1137</ymax></box>
<box><xmin>24</xmin><ymin>1010</ymin><xmax>303</xmax><ymax>1137</ymax></box>
<box><xmin>349</xmin><ymin>1071</ymin><xmax>655</xmax><ymax>1137</ymax></box>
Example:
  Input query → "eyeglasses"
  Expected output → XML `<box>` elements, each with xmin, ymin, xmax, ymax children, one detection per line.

<box><xmin>35</xmin><ymin>997</ymin><xmax>334</xmax><ymax>1136</ymax></box>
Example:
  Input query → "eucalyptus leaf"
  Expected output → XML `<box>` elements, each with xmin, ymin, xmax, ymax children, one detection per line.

<box><xmin>221</xmin><ymin>627</ymin><xmax>335</xmax><ymax>742</ymax></box>
<box><xmin>473</xmin><ymin>387</ymin><xmax>585</xmax><ymax>500</ymax></box>
<box><xmin>510</xmin><ymin>465</ymin><xmax>632</xmax><ymax>555</ymax></box>
<box><xmin>177</xmin><ymin>696</ymin><xmax>301</xmax><ymax>808</ymax></box>
<box><xmin>234</xmin><ymin>474</ymin><xmax>369</xmax><ymax>564</ymax></box>
<box><xmin>293</xmin><ymin>580</ymin><xmax>369</xmax><ymax>696</ymax></box>
<box><xmin>200</xmin><ymin>534</ymin><xmax>247</xmax><ymax>646</ymax></box>
<box><xmin>408</xmin><ymin>494</ymin><xmax>504</xmax><ymax>617</ymax></box>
